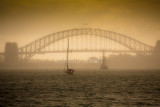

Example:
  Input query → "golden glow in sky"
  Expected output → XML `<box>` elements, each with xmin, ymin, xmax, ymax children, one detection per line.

<box><xmin>0</xmin><ymin>0</ymin><xmax>160</xmax><ymax>54</ymax></box>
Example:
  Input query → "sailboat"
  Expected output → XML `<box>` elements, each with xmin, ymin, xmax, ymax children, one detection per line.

<box><xmin>100</xmin><ymin>50</ymin><xmax>108</xmax><ymax>69</ymax></box>
<box><xmin>64</xmin><ymin>38</ymin><xmax>75</xmax><ymax>74</ymax></box>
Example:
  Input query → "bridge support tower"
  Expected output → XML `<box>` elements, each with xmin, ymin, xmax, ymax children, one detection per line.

<box><xmin>153</xmin><ymin>40</ymin><xmax>160</xmax><ymax>56</ymax></box>
<box><xmin>5</xmin><ymin>42</ymin><xmax>19</xmax><ymax>65</ymax></box>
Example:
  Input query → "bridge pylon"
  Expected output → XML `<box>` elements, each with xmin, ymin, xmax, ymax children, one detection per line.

<box><xmin>153</xmin><ymin>40</ymin><xmax>160</xmax><ymax>56</ymax></box>
<box><xmin>5</xmin><ymin>42</ymin><xmax>19</xmax><ymax>65</ymax></box>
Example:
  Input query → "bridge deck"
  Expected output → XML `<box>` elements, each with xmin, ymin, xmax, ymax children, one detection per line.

<box><xmin>0</xmin><ymin>49</ymin><xmax>152</xmax><ymax>55</ymax></box>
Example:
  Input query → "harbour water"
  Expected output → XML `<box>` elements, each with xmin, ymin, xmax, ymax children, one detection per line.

<box><xmin>0</xmin><ymin>69</ymin><xmax>160</xmax><ymax>107</ymax></box>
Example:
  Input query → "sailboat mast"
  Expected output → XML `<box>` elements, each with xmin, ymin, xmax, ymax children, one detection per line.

<box><xmin>66</xmin><ymin>38</ymin><xmax>69</xmax><ymax>70</ymax></box>
<box><xmin>103</xmin><ymin>50</ymin><xmax>105</xmax><ymax>64</ymax></box>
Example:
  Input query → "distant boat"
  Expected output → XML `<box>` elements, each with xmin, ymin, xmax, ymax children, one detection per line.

<box><xmin>100</xmin><ymin>50</ymin><xmax>108</xmax><ymax>70</ymax></box>
<box><xmin>64</xmin><ymin>38</ymin><xmax>75</xmax><ymax>74</ymax></box>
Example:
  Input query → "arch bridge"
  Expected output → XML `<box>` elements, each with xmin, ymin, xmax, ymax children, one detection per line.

<box><xmin>2</xmin><ymin>28</ymin><xmax>154</xmax><ymax>62</ymax></box>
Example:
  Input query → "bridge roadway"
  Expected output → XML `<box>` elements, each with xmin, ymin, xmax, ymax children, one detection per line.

<box><xmin>0</xmin><ymin>49</ymin><xmax>152</xmax><ymax>55</ymax></box>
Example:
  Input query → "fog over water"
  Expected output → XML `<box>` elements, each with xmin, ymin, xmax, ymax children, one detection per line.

<box><xmin>0</xmin><ymin>0</ymin><xmax>160</xmax><ymax>107</ymax></box>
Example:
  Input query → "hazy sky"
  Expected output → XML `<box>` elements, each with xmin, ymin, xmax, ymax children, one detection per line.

<box><xmin>0</xmin><ymin>0</ymin><xmax>160</xmax><ymax>53</ymax></box>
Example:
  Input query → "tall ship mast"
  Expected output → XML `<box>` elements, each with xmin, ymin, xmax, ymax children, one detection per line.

<box><xmin>100</xmin><ymin>50</ymin><xmax>108</xmax><ymax>69</ymax></box>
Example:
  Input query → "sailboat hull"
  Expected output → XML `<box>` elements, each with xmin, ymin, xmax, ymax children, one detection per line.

<box><xmin>65</xmin><ymin>69</ymin><xmax>75</xmax><ymax>74</ymax></box>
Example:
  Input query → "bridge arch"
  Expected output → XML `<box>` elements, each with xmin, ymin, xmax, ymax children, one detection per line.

<box><xmin>19</xmin><ymin>28</ymin><xmax>154</xmax><ymax>62</ymax></box>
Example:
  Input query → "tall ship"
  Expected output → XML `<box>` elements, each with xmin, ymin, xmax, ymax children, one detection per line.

<box><xmin>100</xmin><ymin>50</ymin><xmax>108</xmax><ymax>69</ymax></box>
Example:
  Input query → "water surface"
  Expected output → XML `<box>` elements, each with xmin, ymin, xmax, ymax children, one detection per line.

<box><xmin>0</xmin><ymin>69</ymin><xmax>160</xmax><ymax>107</ymax></box>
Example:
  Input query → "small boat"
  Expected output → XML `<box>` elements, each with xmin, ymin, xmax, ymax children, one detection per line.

<box><xmin>100</xmin><ymin>50</ymin><xmax>108</xmax><ymax>70</ymax></box>
<box><xmin>64</xmin><ymin>38</ymin><xmax>75</xmax><ymax>74</ymax></box>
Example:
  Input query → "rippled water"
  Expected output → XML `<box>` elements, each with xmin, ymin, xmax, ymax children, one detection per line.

<box><xmin>0</xmin><ymin>69</ymin><xmax>160</xmax><ymax>107</ymax></box>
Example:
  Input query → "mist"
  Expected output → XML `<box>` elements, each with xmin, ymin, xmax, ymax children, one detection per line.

<box><xmin>0</xmin><ymin>1</ymin><xmax>160</xmax><ymax>107</ymax></box>
<box><xmin>0</xmin><ymin>0</ymin><xmax>160</xmax><ymax>51</ymax></box>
